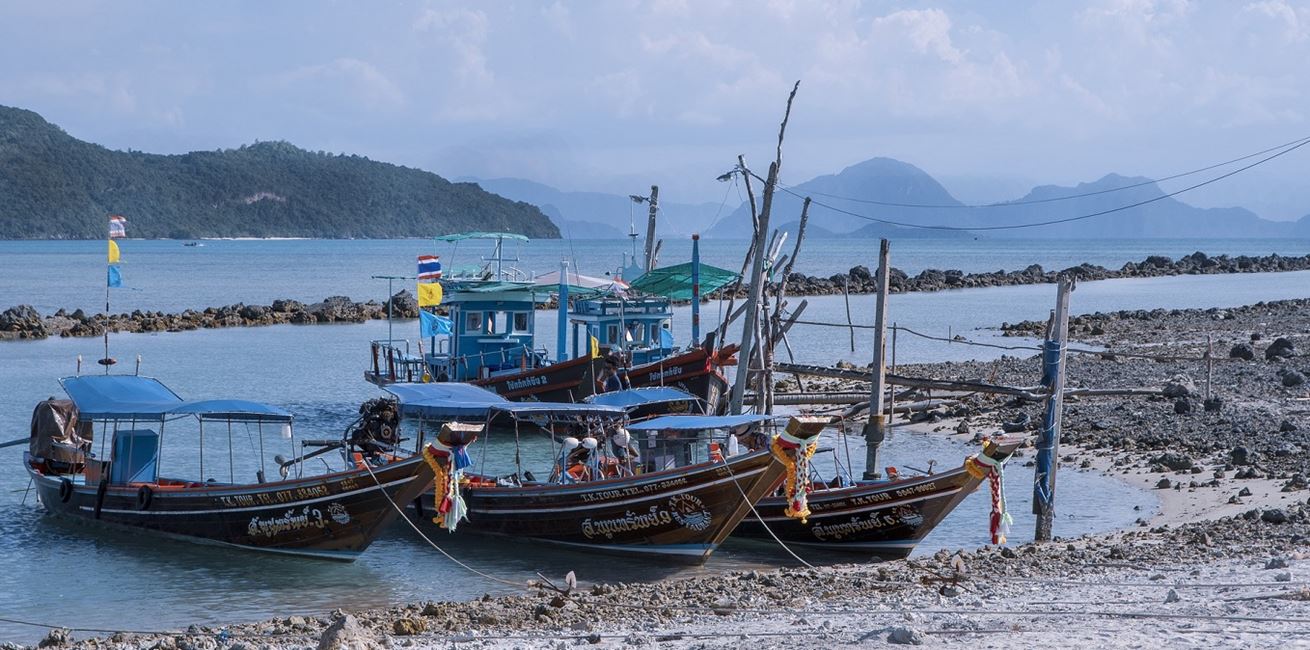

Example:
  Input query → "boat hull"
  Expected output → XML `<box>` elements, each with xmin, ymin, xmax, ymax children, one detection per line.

<box><xmin>422</xmin><ymin>449</ymin><xmax>783</xmax><ymax>562</ymax></box>
<box><xmin>733</xmin><ymin>439</ymin><xmax>1022</xmax><ymax>559</ymax></box>
<box><xmin>28</xmin><ymin>454</ymin><xmax>433</xmax><ymax>561</ymax></box>
<box><xmin>473</xmin><ymin>355</ymin><xmax>605</xmax><ymax>403</ymax></box>
<box><xmin>626</xmin><ymin>348</ymin><xmax>729</xmax><ymax>415</ymax></box>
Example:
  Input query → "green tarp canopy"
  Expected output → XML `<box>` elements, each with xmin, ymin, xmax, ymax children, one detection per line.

<box><xmin>628</xmin><ymin>262</ymin><xmax>739</xmax><ymax>300</ymax></box>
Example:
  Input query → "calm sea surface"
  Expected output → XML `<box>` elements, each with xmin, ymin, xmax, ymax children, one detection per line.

<box><xmin>1</xmin><ymin>237</ymin><xmax>1307</xmax><ymax>642</ymax></box>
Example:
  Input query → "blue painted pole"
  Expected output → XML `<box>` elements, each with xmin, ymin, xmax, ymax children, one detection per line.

<box><xmin>691</xmin><ymin>233</ymin><xmax>701</xmax><ymax>347</ymax></box>
<box><xmin>1033</xmin><ymin>274</ymin><xmax>1072</xmax><ymax>541</ymax></box>
<box><xmin>557</xmin><ymin>260</ymin><xmax>569</xmax><ymax>362</ymax></box>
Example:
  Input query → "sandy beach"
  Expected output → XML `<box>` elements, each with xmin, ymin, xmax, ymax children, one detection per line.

<box><xmin>20</xmin><ymin>298</ymin><xmax>1310</xmax><ymax>649</ymax></box>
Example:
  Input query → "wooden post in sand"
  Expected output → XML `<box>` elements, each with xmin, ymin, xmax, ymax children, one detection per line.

<box><xmin>1034</xmin><ymin>274</ymin><xmax>1073</xmax><ymax>542</ymax></box>
<box><xmin>862</xmin><ymin>239</ymin><xmax>891</xmax><ymax>480</ymax></box>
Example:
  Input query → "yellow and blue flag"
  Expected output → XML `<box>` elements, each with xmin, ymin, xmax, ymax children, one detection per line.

<box><xmin>419</xmin><ymin>310</ymin><xmax>453</xmax><ymax>338</ymax></box>
<box><xmin>107</xmin><ymin>240</ymin><xmax>120</xmax><ymax>263</ymax></box>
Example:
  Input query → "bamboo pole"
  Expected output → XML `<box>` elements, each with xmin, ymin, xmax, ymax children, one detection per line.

<box><xmin>862</xmin><ymin>239</ymin><xmax>891</xmax><ymax>480</ymax></box>
<box><xmin>1034</xmin><ymin>274</ymin><xmax>1074</xmax><ymax>542</ymax></box>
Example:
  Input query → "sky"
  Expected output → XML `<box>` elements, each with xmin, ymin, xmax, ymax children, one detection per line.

<box><xmin>2</xmin><ymin>0</ymin><xmax>1309</xmax><ymax>219</ymax></box>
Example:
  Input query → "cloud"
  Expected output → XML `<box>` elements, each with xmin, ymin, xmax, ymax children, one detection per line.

<box><xmin>871</xmin><ymin>9</ymin><xmax>964</xmax><ymax>64</ymax></box>
<box><xmin>270</xmin><ymin>58</ymin><xmax>406</xmax><ymax>112</ymax></box>
<box><xmin>1243</xmin><ymin>0</ymin><xmax>1309</xmax><ymax>42</ymax></box>
<box><xmin>414</xmin><ymin>6</ymin><xmax>493</xmax><ymax>87</ymax></box>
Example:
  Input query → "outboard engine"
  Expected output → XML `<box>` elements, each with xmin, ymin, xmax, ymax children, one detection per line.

<box><xmin>348</xmin><ymin>398</ymin><xmax>400</xmax><ymax>457</ymax></box>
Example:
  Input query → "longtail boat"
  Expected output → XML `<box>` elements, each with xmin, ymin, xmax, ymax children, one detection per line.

<box><xmin>370</xmin><ymin>383</ymin><xmax>817</xmax><ymax>561</ymax></box>
<box><xmin>366</xmin><ymin>232</ymin><xmax>604</xmax><ymax>402</ymax></box>
<box><xmin>24</xmin><ymin>375</ymin><xmax>433</xmax><ymax>561</ymax></box>
<box><xmin>584</xmin><ymin>386</ymin><xmax>706</xmax><ymax>420</ymax></box>
<box><xmin>626</xmin><ymin>415</ymin><xmax>1023</xmax><ymax>559</ymax></box>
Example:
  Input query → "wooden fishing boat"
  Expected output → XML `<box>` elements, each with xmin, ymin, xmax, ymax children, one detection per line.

<box><xmin>24</xmin><ymin>375</ymin><xmax>433</xmax><ymax>561</ymax></box>
<box><xmin>626</xmin><ymin>415</ymin><xmax>1023</xmax><ymax>559</ymax></box>
<box><xmin>584</xmin><ymin>386</ymin><xmax>706</xmax><ymax>420</ymax></box>
<box><xmin>625</xmin><ymin>345</ymin><xmax>733</xmax><ymax>415</ymax></box>
<box><xmin>376</xmin><ymin>383</ymin><xmax>813</xmax><ymax>561</ymax></box>
<box><xmin>471</xmin><ymin>353</ymin><xmax>604</xmax><ymax>402</ymax></box>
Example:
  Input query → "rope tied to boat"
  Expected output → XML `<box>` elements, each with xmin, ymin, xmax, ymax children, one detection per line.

<box><xmin>963</xmin><ymin>438</ymin><xmax>1012</xmax><ymax>545</ymax></box>
<box><xmin>769</xmin><ymin>429</ymin><xmax>818</xmax><ymax>524</ymax></box>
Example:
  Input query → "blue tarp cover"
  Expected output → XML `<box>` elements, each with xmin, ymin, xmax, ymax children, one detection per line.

<box><xmin>383</xmin><ymin>383</ymin><xmax>509</xmax><ymax>418</ymax></box>
<box><xmin>585</xmin><ymin>387</ymin><xmax>699</xmax><ymax>409</ymax></box>
<box><xmin>60</xmin><ymin>375</ymin><xmax>184</xmax><ymax>419</ymax></box>
<box><xmin>626</xmin><ymin>414</ymin><xmax>775</xmax><ymax>432</ymax></box>
<box><xmin>60</xmin><ymin>376</ymin><xmax>293</xmax><ymax>422</ymax></box>
<box><xmin>383</xmin><ymin>382</ymin><xmax>625</xmax><ymax>420</ymax></box>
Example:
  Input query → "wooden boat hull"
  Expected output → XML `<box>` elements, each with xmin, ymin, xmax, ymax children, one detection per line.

<box><xmin>474</xmin><ymin>355</ymin><xmax>604</xmax><ymax>403</ymax></box>
<box><xmin>27</xmin><ymin>454</ymin><xmax>433</xmax><ymax>561</ymax></box>
<box><xmin>421</xmin><ymin>449</ymin><xmax>783</xmax><ymax>562</ymax></box>
<box><xmin>733</xmin><ymin>440</ymin><xmax>1022</xmax><ymax>559</ymax></box>
<box><xmin>627</xmin><ymin>348</ymin><xmax>729</xmax><ymax>415</ymax></box>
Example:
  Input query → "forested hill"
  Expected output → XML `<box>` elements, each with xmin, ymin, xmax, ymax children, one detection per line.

<box><xmin>0</xmin><ymin>106</ymin><xmax>560</xmax><ymax>239</ymax></box>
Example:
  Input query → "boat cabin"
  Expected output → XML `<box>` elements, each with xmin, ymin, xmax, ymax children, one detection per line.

<box><xmin>568</xmin><ymin>295</ymin><xmax>673</xmax><ymax>365</ymax></box>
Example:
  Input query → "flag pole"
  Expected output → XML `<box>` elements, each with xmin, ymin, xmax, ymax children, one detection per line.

<box><xmin>101</xmin><ymin>216</ymin><xmax>115</xmax><ymax>372</ymax></box>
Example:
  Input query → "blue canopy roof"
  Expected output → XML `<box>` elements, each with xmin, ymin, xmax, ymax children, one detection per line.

<box><xmin>61</xmin><ymin>375</ymin><xmax>184</xmax><ymax>419</ymax></box>
<box><xmin>625</xmin><ymin>414</ymin><xmax>775</xmax><ymax>432</ymax></box>
<box><xmin>60</xmin><ymin>376</ymin><xmax>292</xmax><ymax>422</ymax></box>
<box><xmin>585</xmin><ymin>387</ymin><xmax>701</xmax><ymax>409</ymax></box>
<box><xmin>383</xmin><ymin>382</ymin><xmax>625</xmax><ymax>420</ymax></box>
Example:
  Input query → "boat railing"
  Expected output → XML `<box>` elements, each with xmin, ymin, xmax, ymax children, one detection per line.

<box><xmin>369</xmin><ymin>339</ymin><xmax>428</xmax><ymax>384</ymax></box>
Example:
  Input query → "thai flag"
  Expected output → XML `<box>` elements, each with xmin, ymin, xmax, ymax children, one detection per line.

<box><xmin>417</xmin><ymin>255</ymin><xmax>442</xmax><ymax>282</ymax></box>
<box><xmin>108</xmin><ymin>215</ymin><xmax>127</xmax><ymax>239</ymax></box>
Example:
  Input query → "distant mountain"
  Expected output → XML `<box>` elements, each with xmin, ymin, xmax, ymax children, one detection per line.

<box><xmin>0</xmin><ymin>105</ymin><xmax>559</xmax><ymax>239</ymax></box>
<box><xmin>464</xmin><ymin>177</ymin><xmax>726</xmax><ymax>238</ymax></box>
<box><xmin>536</xmin><ymin>203</ymin><xmax>625</xmax><ymax>239</ymax></box>
<box><xmin>706</xmin><ymin>157</ymin><xmax>967</xmax><ymax>238</ymax></box>
<box><xmin>707</xmin><ymin>156</ymin><xmax>1304</xmax><ymax>239</ymax></box>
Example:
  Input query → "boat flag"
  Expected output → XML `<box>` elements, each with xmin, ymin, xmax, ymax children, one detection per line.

<box><xmin>107</xmin><ymin>240</ymin><xmax>121</xmax><ymax>264</ymax></box>
<box><xmin>419</xmin><ymin>310</ymin><xmax>453</xmax><ymax>337</ymax></box>
<box><xmin>659</xmin><ymin>327</ymin><xmax>674</xmax><ymax>349</ymax></box>
<box><xmin>417</xmin><ymin>281</ymin><xmax>443</xmax><ymax>307</ymax></box>
<box><xmin>417</xmin><ymin>255</ymin><xmax>442</xmax><ymax>281</ymax></box>
<box><xmin>108</xmin><ymin>215</ymin><xmax>127</xmax><ymax>239</ymax></box>
<box><xmin>590</xmin><ymin>334</ymin><xmax>600</xmax><ymax>358</ymax></box>
<box><xmin>107</xmin><ymin>265</ymin><xmax>122</xmax><ymax>288</ymax></box>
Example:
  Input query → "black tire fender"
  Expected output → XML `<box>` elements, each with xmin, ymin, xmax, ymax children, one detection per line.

<box><xmin>58</xmin><ymin>478</ymin><xmax>74</xmax><ymax>503</ymax></box>
<box><xmin>136</xmin><ymin>485</ymin><xmax>154</xmax><ymax>511</ymax></box>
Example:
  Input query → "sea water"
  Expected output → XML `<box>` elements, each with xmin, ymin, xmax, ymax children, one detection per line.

<box><xmin>0</xmin><ymin>237</ymin><xmax>1306</xmax><ymax>642</ymax></box>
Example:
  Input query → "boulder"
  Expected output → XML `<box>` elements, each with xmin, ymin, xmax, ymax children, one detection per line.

<box><xmin>317</xmin><ymin>614</ymin><xmax>379</xmax><ymax>650</ymax></box>
<box><xmin>1230</xmin><ymin>446</ymin><xmax>1254</xmax><ymax>466</ymax></box>
<box><xmin>1281</xmin><ymin>370</ymin><xmax>1306</xmax><ymax>387</ymax></box>
<box><xmin>1228</xmin><ymin>343</ymin><xmax>1255</xmax><ymax>360</ymax></box>
<box><xmin>387</xmin><ymin>290</ymin><xmax>419</xmax><ymax>318</ymax></box>
<box><xmin>1150</xmin><ymin>453</ymin><xmax>1193</xmax><ymax>471</ymax></box>
<box><xmin>887</xmin><ymin>626</ymin><xmax>925</xmax><ymax>645</ymax></box>
<box><xmin>1266</xmin><ymin>337</ymin><xmax>1296</xmax><ymax>360</ymax></box>
<box><xmin>271</xmin><ymin>299</ymin><xmax>306</xmax><ymax>313</ymax></box>
<box><xmin>1161</xmin><ymin>375</ymin><xmax>1196</xmax><ymax>398</ymax></box>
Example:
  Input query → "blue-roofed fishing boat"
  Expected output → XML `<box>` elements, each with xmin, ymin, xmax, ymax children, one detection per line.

<box><xmin>366</xmin><ymin>232</ymin><xmax>605</xmax><ymax>403</ymax></box>
<box><xmin>625</xmin><ymin>415</ymin><xmax>1023</xmax><ymax>560</ymax></box>
<box><xmin>367</xmin><ymin>383</ymin><xmax>811</xmax><ymax>562</ymax></box>
<box><xmin>23</xmin><ymin>375</ymin><xmax>434</xmax><ymax>561</ymax></box>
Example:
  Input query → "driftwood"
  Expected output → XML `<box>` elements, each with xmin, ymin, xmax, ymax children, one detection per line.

<box><xmin>775</xmin><ymin>362</ymin><xmax>1167</xmax><ymax>401</ymax></box>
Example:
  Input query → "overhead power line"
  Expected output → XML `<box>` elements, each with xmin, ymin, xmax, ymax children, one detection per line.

<box><xmin>769</xmin><ymin>136</ymin><xmax>1310</xmax><ymax>232</ymax></box>
<box><xmin>778</xmin><ymin>134</ymin><xmax>1310</xmax><ymax>209</ymax></box>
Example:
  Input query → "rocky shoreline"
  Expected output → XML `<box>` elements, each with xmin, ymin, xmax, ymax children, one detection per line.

<box><xmin>5</xmin><ymin>251</ymin><xmax>1308</xmax><ymax>342</ymax></box>
<box><xmin>23</xmin><ymin>296</ymin><xmax>1310</xmax><ymax>649</ymax></box>
<box><xmin>774</xmin><ymin>250</ymin><xmax>1310</xmax><ymax>297</ymax></box>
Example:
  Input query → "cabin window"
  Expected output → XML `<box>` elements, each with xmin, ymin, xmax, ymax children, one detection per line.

<box><xmin>513</xmin><ymin>312</ymin><xmax>530</xmax><ymax>332</ymax></box>
<box><xmin>466</xmin><ymin>312</ymin><xmax>483</xmax><ymax>333</ymax></box>
<box><xmin>485</xmin><ymin>312</ymin><xmax>497</xmax><ymax>334</ymax></box>
<box><xmin>606</xmin><ymin>324</ymin><xmax>619</xmax><ymax>344</ymax></box>
<box><xmin>651</xmin><ymin>324</ymin><xmax>663</xmax><ymax>344</ymax></box>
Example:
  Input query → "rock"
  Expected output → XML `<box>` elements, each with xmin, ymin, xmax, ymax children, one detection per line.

<box><xmin>1164</xmin><ymin>589</ymin><xmax>1180</xmax><ymax>604</ymax></box>
<box><xmin>271</xmin><ymin>298</ymin><xmax>306</xmax><ymax>313</ymax></box>
<box><xmin>1173</xmin><ymin>398</ymin><xmax>1192</xmax><ymax>415</ymax></box>
<box><xmin>1162</xmin><ymin>375</ymin><xmax>1196</xmax><ymax>398</ymax></box>
<box><xmin>1265</xmin><ymin>557</ymin><xmax>1290</xmax><ymax>570</ymax></box>
<box><xmin>1001</xmin><ymin>413</ymin><xmax>1031</xmax><ymax>433</ymax></box>
<box><xmin>387</xmin><ymin>290</ymin><xmax>418</xmax><ymax>318</ymax></box>
<box><xmin>1000</xmin><ymin>546</ymin><xmax>1018</xmax><ymax>559</ymax></box>
<box><xmin>1281</xmin><ymin>370</ymin><xmax>1306</xmax><ymax>387</ymax></box>
<box><xmin>1203</xmin><ymin>397</ymin><xmax>1223</xmax><ymax>412</ymax></box>
<box><xmin>392</xmin><ymin>618</ymin><xmax>426</xmax><ymax>636</ymax></box>
<box><xmin>318</xmin><ymin>614</ymin><xmax>378</xmax><ymax>650</ymax></box>
<box><xmin>1239</xmin><ymin>487</ymin><xmax>1253</xmax><ymax>497</ymax></box>
<box><xmin>38</xmin><ymin>628</ymin><xmax>71</xmax><ymax>648</ymax></box>
<box><xmin>1261</xmin><ymin>509</ymin><xmax>1289</xmax><ymax>524</ymax></box>
<box><xmin>887</xmin><ymin>626</ymin><xmax>925</xmax><ymax>645</ymax></box>
<box><xmin>1265</xmin><ymin>337</ymin><xmax>1296</xmax><ymax>360</ymax></box>
<box><xmin>1230</xmin><ymin>446</ymin><xmax>1253</xmax><ymax>466</ymax></box>
<box><xmin>1280</xmin><ymin>420</ymin><xmax>1300</xmax><ymax>432</ymax></box>
<box><xmin>939</xmin><ymin>584</ymin><xmax>962</xmax><ymax>597</ymax></box>
<box><xmin>1275</xmin><ymin>572</ymin><xmax>1293</xmax><ymax>582</ymax></box>
<box><xmin>1156</xmin><ymin>478</ymin><xmax>1173</xmax><ymax>489</ymax></box>
<box><xmin>1229</xmin><ymin>343</ymin><xmax>1255</xmax><ymax>360</ymax></box>
<box><xmin>1150</xmin><ymin>453</ymin><xmax>1193</xmax><ymax>471</ymax></box>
